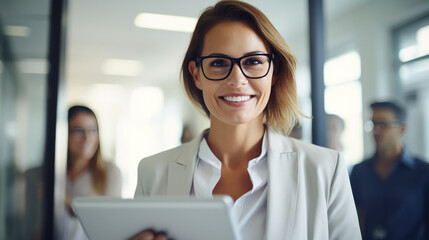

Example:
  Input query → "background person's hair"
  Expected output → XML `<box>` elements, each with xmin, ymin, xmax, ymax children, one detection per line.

<box><xmin>181</xmin><ymin>0</ymin><xmax>305</xmax><ymax>134</ymax></box>
<box><xmin>370</xmin><ymin>101</ymin><xmax>407</xmax><ymax>123</ymax></box>
<box><xmin>67</xmin><ymin>105</ymin><xmax>107</xmax><ymax>194</ymax></box>
<box><xmin>327</xmin><ymin>114</ymin><xmax>345</xmax><ymax>131</ymax></box>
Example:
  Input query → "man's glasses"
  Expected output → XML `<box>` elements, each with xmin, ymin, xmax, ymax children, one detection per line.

<box><xmin>70</xmin><ymin>127</ymin><xmax>98</xmax><ymax>137</ymax></box>
<box><xmin>196</xmin><ymin>53</ymin><xmax>274</xmax><ymax>81</ymax></box>
<box><xmin>364</xmin><ymin>120</ymin><xmax>403</xmax><ymax>132</ymax></box>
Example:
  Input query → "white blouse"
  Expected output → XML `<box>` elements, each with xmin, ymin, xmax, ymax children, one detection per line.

<box><xmin>58</xmin><ymin>161</ymin><xmax>122</xmax><ymax>240</ymax></box>
<box><xmin>192</xmin><ymin>132</ymin><xmax>268</xmax><ymax>240</ymax></box>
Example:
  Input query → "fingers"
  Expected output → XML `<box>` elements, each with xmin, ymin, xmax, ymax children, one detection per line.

<box><xmin>154</xmin><ymin>234</ymin><xmax>168</xmax><ymax>240</ymax></box>
<box><xmin>130</xmin><ymin>230</ymin><xmax>168</xmax><ymax>240</ymax></box>
<box><xmin>130</xmin><ymin>230</ymin><xmax>154</xmax><ymax>240</ymax></box>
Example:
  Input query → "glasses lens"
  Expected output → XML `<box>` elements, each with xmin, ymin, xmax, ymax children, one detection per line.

<box><xmin>364</xmin><ymin>121</ymin><xmax>374</xmax><ymax>132</ymax></box>
<box><xmin>365</xmin><ymin>120</ymin><xmax>402</xmax><ymax>132</ymax></box>
<box><xmin>70</xmin><ymin>127</ymin><xmax>98</xmax><ymax>136</ymax></box>
<box><xmin>71</xmin><ymin>128</ymin><xmax>86</xmax><ymax>135</ymax></box>
<box><xmin>200</xmin><ymin>54</ymin><xmax>271</xmax><ymax>80</ymax></box>
<box><xmin>240</xmin><ymin>55</ymin><xmax>271</xmax><ymax>78</ymax></box>
<box><xmin>201</xmin><ymin>57</ymin><xmax>232</xmax><ymax>80</ymax></box>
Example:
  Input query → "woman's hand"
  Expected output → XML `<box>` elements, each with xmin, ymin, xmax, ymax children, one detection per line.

<box><xmin>129</xmin><ymin>229</ymin><xmax>169</xmax><ymax>240</ymax></box>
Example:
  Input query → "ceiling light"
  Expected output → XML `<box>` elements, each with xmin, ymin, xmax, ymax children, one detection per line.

<box><xmin>399</xmin><ymin>45</ymin><xmax>417</xmax><ymax>62</ymax></box>
<box><xmin>102</xmin><ymin>59</ymin><xmax>143</xmax><ymax>76</ymax></box>
<box><xmin>134</xmin><ymin>13</ymin><xmax>197</xmax><ymax>32</ymax></box>
<box><xmin>4</xmin><ymin>25</ymin><xmax>30</xmax><ymax>37</ymax></box>
<box><xmin>417</xmin><ymin>25</ymin><xmax>429</xmax><ymax>56</ymax></box>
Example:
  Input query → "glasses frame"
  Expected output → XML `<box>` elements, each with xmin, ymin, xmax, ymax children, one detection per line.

<box><xmin>365</xmin><ymin>120</ymin><xmax>403</xmax><ymax>132</ymax></box>
<box><xmin>196</xmin><ymin>53</ymin><xmax>274</xmax><ymax>81</ymax></box>
<box><xmin>69</xmin><ymin>127</ymin><xmax>98</xmax><ymax>137</ymax></box>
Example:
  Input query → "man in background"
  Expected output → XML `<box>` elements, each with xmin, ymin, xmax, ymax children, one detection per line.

<box><xmin>350</xmin><ymin>101</ymin><xmax>429</xmax><ymax>240</ymax></box>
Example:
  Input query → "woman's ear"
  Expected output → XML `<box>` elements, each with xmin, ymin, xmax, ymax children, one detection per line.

<box><xmin>188</xmin><ymin>61</ymin><xmax>202</xmax><ymax>90</ymax></box>
<box><xmin>271</xmin><ymin>75</ymin><xmax>276</xmax><ymax>86</ymax></box>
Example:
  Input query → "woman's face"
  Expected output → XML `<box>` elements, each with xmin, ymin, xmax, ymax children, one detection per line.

<box><xmin>189</xmin><ymin>21</ymin><xmax>274</xmax><ymax>127</ymax></box>
<box><xmin>68</xmin><ymin>112</ymin><xmax>99</xmax><ymax>162</ymax></box>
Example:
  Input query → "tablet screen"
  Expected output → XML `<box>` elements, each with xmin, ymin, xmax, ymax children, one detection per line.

<box><xmin>71</xmin><ymin>195</ymin><xmax>241</xmax><ymax>240</ymax></box>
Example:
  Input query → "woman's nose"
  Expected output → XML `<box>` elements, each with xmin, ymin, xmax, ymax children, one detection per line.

<box><xmin>226</xmin><ymin>64</ymin><xmax>247</xmax><ymax>87</ymax></box>
<box><xmin>82</xmin><ymin>131</ymin><xmax>89</xmax><ymax>140</ymax></box>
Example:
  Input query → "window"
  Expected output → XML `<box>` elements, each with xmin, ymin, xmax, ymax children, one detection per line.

<box><xmin>393</xmin><ymin>14</ymin><xmax>429</xmax><ymax>161</ymax></box>
<box><xmin>324</xmin><ymin>51</ymin><xmax>363</xmax><ymax>165</ymax></box>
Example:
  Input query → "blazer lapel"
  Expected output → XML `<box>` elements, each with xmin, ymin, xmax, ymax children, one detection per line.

<box><xmin>166</xmin><ymin>161</ymin><xmax>194</xmax><ymax>195</ymax></box>
<box><xmin>265</xmin><ymin>130</ymin><xmax>300</xmax><ymax>239</ymax></box>
<box><xmin>166</xmin><ymin>131</ymin><xmax>205</xmax><ymax>195</ymax></box>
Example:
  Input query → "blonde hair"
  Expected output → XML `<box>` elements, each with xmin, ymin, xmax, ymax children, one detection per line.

<box><xmin>181</xmin><ymin>0</ymin><xmax>304</xmax><ymax>134</ymax></box>
<box><xmin>67</xmin><ymin>105</ymin><xmax>107</xmax><ymax>194</ymax></box>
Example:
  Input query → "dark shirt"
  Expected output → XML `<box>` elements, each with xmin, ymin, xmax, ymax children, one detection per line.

<box><xmin>350</xmin><ymin>148</ymin><xmax>429</xmax><ymax>240</ymax></box>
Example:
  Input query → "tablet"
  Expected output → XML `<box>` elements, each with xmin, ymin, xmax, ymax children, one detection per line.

<box><xmin>71</xmin><ymin>195</ymin><xmax>241</xmax><ymax>240</ymax></box>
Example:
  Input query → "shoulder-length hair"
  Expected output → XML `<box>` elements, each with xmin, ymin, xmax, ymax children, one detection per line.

<box><xmin>67</xmin><ymin>105</ymin><xmax>107</xmax><ymax>194</ymax></box>
<box><xmin>181</xmin><ymin>0</ymin><xmax>304</xmax><ymax>134</ymax></box>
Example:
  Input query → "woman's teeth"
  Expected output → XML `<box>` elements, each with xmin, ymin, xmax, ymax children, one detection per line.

<box><xmin>223</xmin><ymin>96</ymin><xmax>251</xmax><ymax>102</ymax></box>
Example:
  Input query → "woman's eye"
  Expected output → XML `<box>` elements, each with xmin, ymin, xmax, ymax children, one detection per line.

<box><xmin>88</xmin><ymin>129</ymin><xmax>98</xmax><ymax>134</ymax></box>
<box><xmin>243</xmin><ymin>57</ymin><xmax>264</xmax><ymax>66</ymax></box>
<box><xmin>73</xmin><ymin>128</ymin><xmax>85</xmax><ymax>134</ymax></box>
<box><xmin>209</xmin><ymin>59</ymin><xmax>230</xmax><ymax>67</ymax></box>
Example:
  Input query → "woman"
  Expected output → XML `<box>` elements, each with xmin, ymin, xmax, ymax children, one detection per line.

<box><xmin>134</xmin><ymin>1</ymin><xmax>361</xmax><ymax>239</ymax></box>
<box><xmin>60</xmin><ymin>105</ymin><xmax>122</xmax><ymax>239</ymax></box>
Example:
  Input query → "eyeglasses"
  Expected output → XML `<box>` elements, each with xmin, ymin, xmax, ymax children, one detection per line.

<box><xmin>70</xmin><ymin>127</ymin><xmax>98</xmax><ymax>136</ymax></box>
<box><xmin>364</xmin><ymin>120</ymin><xmax>403</xmax><ymax>132</ymax></box>
<box><xmin>196</xmin><ymin>53</ymin><xmax>274</xmax><ymax>81</ymax></box>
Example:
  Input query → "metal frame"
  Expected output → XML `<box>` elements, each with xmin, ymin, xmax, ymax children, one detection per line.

<box><xmin>44</xmin><ymin>0</ymin><xmax>68</xmax><ymax>238</ymax></box>
<box><xmin>309</xmin><ymin>0</ymin><xmax>327</xmax><ymax>147</ymax></box>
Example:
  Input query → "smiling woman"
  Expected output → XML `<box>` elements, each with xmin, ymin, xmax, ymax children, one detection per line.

<box><xmin>131</xmin><ymin>1</ymin><xmax>361</xmax><ymax>240</ymax></box>
<box><xmin>189</xmin><ymin>21</ymin><xmax>274</xmax><ymax>127</ymax></box>
<box><xmin>57</xmin><ymin>105</ymin><xmax>122</xmax><ymax>240</ymax></box>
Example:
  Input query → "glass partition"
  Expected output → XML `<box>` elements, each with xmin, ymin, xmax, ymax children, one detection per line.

<box><xmin>0</xmin><ymin>0</ymin><xmax>52</xmax><ymax>239</ymax></box>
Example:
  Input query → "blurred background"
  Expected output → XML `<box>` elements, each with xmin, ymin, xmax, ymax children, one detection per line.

<box><xmin>1</xmin><ymin>0</ymin><xmax>429</xmax><ymax>239</ymax></box>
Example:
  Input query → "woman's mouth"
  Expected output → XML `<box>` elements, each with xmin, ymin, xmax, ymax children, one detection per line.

<box><xmin>222</xmin><ymin>95</ymin><xmax>253</xmax><ymax>103</ymax></box>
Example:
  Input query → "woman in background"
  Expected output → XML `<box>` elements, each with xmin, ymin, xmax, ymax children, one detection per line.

<box><xmin>61</xmin><ymin>105</ymin><xmax>122</xmax><ymax>239</ymax></box>
<box><xmin>134</xmin><ymin>1</ymin><xmax>361</xmax><ymax>239</ymax></box>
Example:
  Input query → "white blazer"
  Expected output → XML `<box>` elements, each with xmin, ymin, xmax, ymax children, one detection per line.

<box><xmin>134</xmin><ymin>129</ymin><xmax>361</xmax><ymax>240</ymax></box>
